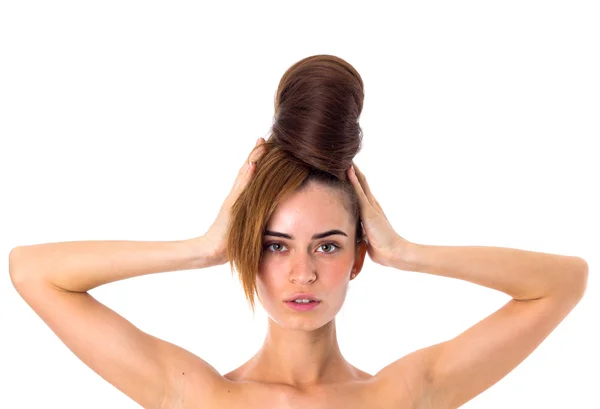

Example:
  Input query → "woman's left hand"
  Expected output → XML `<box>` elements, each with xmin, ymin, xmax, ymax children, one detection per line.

<box><xmin>347</xmin><ymin>163</ymin><xmax>412</xmax><ymax>268</ymax></box>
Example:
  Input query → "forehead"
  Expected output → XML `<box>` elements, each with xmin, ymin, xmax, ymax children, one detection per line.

<box><xmin>265</xmin><ymin>183</ymin><xmax>353</xmax><ymax>234</ymax></box>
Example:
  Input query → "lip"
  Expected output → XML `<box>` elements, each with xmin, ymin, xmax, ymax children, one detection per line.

<box><xmin>285</xmin><ymin>300</ymin><xmax>321</xmax><ymax>312</ymax></box>
<box><xmin>285</xmin><ymin>292</ymin><xmax>320</xmax><ymax>302</ymax></box>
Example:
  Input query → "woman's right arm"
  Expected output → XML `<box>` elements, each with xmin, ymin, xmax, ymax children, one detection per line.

<box><xmin>8</xmin><ymin>236</ymin><xmax>225</xmax><ymax>409</ymax></box>
<box><xmin>8</xmin><ymin>138</ymin><xmax>267</xmax><ymax>408</ymax></box>
<box><xmin>9</xmin><ymin>237</ymin><xmax>216</xmax><ymax>293</ymax></box>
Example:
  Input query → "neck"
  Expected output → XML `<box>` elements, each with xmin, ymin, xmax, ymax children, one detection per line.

<box><xmin>245</xmin><ymin>317</ymin><xmax>357</xmax><ymax>388</ymax></box>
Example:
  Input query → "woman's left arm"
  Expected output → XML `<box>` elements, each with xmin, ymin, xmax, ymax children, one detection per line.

<box><xmin>395</xmin><ymin>243</ymin><xmax>587</xmax><ymax>409</ymax></box>
<box><xmin>347</xmin><ymin>163</ymin><xmax>589</xmax><ymax>409</ymax></box>
<box><xmin>393</xmin><ymin>242</ymin><xmax>588</xmax><ymax>301</ymax></box>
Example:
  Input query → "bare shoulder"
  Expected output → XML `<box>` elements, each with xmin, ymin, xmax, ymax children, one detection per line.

<box><xmin>373</xmin><ymin>347</ymin><xmax>435</xmax><ymax>409</ymax></box>
<box><xmin>9</xmin><ymin>271</ymin><xmax>228</xmax><ymax>409</ymax></box>
<box><xmin>161</xmin><ymin>345</ymin><xmax>232</xmax><ymax>408</ymax></box>
<box><xmin>371</xmin><ymin>286</ymin><xmax>587</xmax><ymax>409</ymax></box>
<box><xmin>167</xmin><ymin>348</ymin><xmax>431</xmax><ymax>409</ymax></box>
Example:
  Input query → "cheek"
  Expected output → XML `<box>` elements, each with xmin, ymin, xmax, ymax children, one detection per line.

<box><xmin>323</xmin><ymin>268</ymin><xmax>351</xmax><ymax>290</ymax></box>
<box><xmin>255</xmin><ymin>262</ymin><xmax>282</xmax><ymax>297</ymax></box>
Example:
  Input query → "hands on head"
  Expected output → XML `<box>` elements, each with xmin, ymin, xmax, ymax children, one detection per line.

<box><xmin>201</xmin><ymin>137</ymin><xmax>267</xmax><ymax>266</ymax></box>
<box><xmin>199</xmin><ymin>137</ymin><xmax>411</xmax><ymax>269</ymax></box>
<box><xmin>346</xmin><ymin>163</ymin><xmax>412</xmax><ymax>268</ymax></box>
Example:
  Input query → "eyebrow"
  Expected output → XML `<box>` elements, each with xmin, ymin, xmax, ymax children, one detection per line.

<box><xmin>263</xmin><ymin>229</ymin><xmax>348</xmax><ymax>240</ymax></box>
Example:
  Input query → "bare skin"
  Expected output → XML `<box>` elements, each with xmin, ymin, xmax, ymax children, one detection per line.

<box><xmin>176</xmin><ymin>140</ymin><xmax>422</xmax><ymax>408</ymax></box>
<box><xmin>9</xmin><ymin>137</ymin><xmax>588</xmax><ymax>409</ymax></box>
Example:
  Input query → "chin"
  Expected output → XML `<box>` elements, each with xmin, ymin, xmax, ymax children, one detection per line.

<box><xmin>269</xmin><ymin>302</ymin><xmax>339</xmax><ymax>330</ymax></box>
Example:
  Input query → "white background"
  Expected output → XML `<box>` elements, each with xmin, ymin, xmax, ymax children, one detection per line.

<box><xmin>1</xmin><ymin>1</ymin><xmax>598</xmax><ymax>408</ymax></box>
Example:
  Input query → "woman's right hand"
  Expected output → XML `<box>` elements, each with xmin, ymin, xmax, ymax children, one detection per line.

<box><xmin>200</xmin><ymin>137</ymin><xmax>266</xmax><ymax>266</ymax></box>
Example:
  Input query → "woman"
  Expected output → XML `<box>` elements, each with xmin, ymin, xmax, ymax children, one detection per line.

<box><xmin>9</xmin><ymin>55</ymin><xmax>588</xmax><ymax>409</ymax></box>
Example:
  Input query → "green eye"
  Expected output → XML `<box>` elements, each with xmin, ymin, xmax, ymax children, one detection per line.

<box><xmin>262</xmin><ymin>242</ymin><xmax>340</xmax><ymax>254</ymax></box>
<box><xmin>264</xmin><ymin>243</ymin><xmax>286</xmax><ymax>252</ymax></box>
<box><xmin>319</xmin><ymin>243</ymin><xmax>340</xmax><ymax>253</ymax></box>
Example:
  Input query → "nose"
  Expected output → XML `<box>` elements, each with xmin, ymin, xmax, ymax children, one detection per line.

<box><xmin>289</xmin><ymin>252</ymin><xmax>317</xmax><ymax>284</ymax></box>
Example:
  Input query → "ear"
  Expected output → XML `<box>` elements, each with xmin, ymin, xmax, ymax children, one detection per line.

<box><xmin>351</xmin><ymin>239</ymin><xmax>368</xmax><ymax>279</ymax></box>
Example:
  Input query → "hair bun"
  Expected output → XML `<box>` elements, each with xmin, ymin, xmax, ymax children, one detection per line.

<box><xmin>270</xmin><ymin>54</ymin><xmax>364</xmax><ymax>180</ymax></box>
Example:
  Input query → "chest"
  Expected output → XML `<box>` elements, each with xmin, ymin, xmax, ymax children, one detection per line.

<box><xmin>205</xmin><ymin>380</ymin><xmax>415</xmax><ymax>409</ymax></box>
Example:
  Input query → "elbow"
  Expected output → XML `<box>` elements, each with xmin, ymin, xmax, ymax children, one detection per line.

<box><xmin>9</xmin><ymin>246</ymin><xmax>30</xmax><ymax>289</ymax></box>
<box><xmin>575</xmin><ymin>257</ymin><xmax>589</xmax><ymax>299</ymax></box>
<box><xmin>542</xmin><ymin>257</ymin><xmax>589</xmax><ymax>303</ymax></box>
<box><xmin>9</xmin><ymin>247</ymin><xmax>23</xmax><ymax>286</ymax></box>
<box><xmin>559</xmin><ymin>257</ymin><xmax>589</xmax><ymax>301</ymax></box>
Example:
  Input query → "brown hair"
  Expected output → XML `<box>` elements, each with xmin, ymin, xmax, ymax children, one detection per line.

<box><xmin>227</xmin><ymin>54</ymin><xmax>365</xmax><ymax>313</ymax></box>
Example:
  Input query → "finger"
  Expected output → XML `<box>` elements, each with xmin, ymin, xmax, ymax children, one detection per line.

<box><xmin>351</xmin><ymin>163</ymin><xmax>391</xmax><ymax>223</ymax></box>
<box><xmin>245</xmin><ymin>139</ymin><xmax>267</xmax><ymax>176</ymax></box>
<box><xmin>374</xmin><ymin>198</ymin><xmax>390</xmax><ymax>222</ymax></box>
<box><xmin>351</xmin><ymin>162</ymin><xmax>376</xmax><ymax>208</ymax></box>
<box><xmin>230</xmin><ymin>161</ymin><xmax>256</xmax><ymax>200</ymax></box>
<box><xmin>247</xmin><ymin>137</ymin><xmax>266</xmax><ymax>164</ymax></box>
<box><xmin>230</xmin><ymin>139</ymin><xmax>266</xmax><ymax>195</ymax></box>
<box><xmin>347</xmin><ymin>164</ymin><xmax>372</xmax><ymax>212</ymax></box>
<box><xmin>249</xmin><ymin>138</ymin><xmax>261</xmax><ymax>160</ymax></box>
<box><xmin>352</xmin><ymin>163</ymin><xmax>376</xmax><ymax>207</ymax></box>
<box><xmin>240</xmin><ymin>138</ymin><xmax>266</xmax><ymax>176</ymax></box>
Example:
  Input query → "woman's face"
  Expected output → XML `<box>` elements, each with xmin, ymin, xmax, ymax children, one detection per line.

<box><xmin>256</xmin><ymin>181</ymin><xmax>367</xmax><ymax>330</ymax></box>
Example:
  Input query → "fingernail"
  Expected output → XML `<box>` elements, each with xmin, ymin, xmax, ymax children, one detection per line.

<box><xmin>256</xmin><ymin>138</ymin><xmax>261</xmax><ymax>145</ymax></box>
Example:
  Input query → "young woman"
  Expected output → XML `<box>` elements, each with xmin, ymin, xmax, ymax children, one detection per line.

<box><xmin>9</xmin><ymin>55</ymin><xmax>588</xmax><ymax>409</ymax></box>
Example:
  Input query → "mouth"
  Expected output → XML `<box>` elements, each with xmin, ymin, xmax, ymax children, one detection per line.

<box><xmin>284</xmin><ymin>300</ymin><xmax>321</xmax><ymax>311</ymax></box>
<box><xmin>284</xmin><ymin>293</ymin><xmax>320</xmax><ymax>303</ymax></box>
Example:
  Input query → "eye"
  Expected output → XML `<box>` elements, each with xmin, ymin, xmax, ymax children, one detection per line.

<box><xmin>262</xmin><ymin>242</ymin><xmax>340</xmax><ymax>254</ymax></box>
<box><xmin>263</xmin><ymin>242</ymin><xmax>287</xmax><ymax>252</ymax></box>
<box><xmin>317</xmin><ymin>242</ymin><xmax>340</xmax><ymax>254</ymax></box>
